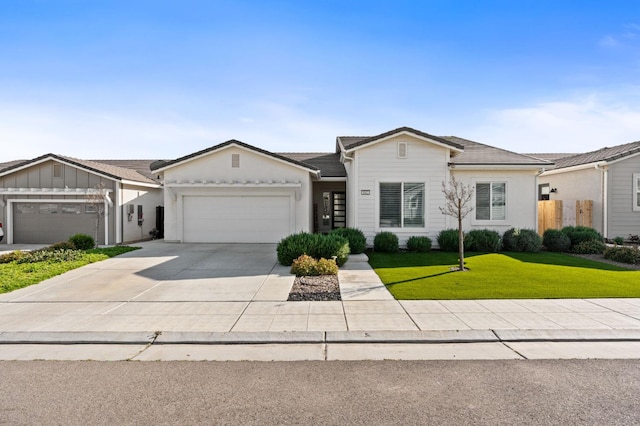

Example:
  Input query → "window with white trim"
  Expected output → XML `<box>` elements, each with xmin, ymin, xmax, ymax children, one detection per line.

<box><xmin>475</xmin><ymin>182</ymin><xmax>506</xmax><ymax>221</ymax></box>
<box><xmin>379</xmin><ymin>182</ymin><xmax>425</xmax><ymax>228</ymax></box>
<box><xmin>634</xmin><ymin>173</ymin><xmax>640</xmax><ymax>212</ymax></box>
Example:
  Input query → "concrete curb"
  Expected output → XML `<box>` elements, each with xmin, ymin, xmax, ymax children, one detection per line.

<box><xmin>2</xmin><ymin>329</ymin><xmax>640</xmax><ymax>345</ymax></box>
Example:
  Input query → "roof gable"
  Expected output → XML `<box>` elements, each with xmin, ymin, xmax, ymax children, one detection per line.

<box><xmin>0</xmin><ymin>154</ymin><xmax>158</xmax><ymax>184</ymax></box>
<box><xmin>338</xmin><ymin>127</ymin><xmax>465</xmax><ymax>152</ymax></box>
<box><xmin>151</xmin><ymin>139</ymin><xmax>320</xmax><ymax>175</ymax></box>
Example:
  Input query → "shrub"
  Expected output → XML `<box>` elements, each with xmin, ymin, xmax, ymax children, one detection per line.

<box><xmin>47</xmin><ymin>241</ymin><xmax>77</xmax><ymax>251</ymax></box>
<box><xmin>0</xmin><ymin>250</ymin><xmax>27</xmax><ymax>264</ymax></box>
<box><xmin>330</xmin><ymin>228</ymin><xmax>366</xmax><ymax>254</ymax></box>
<box><xmin>315</xmin><ymin>234</ymin><xmax>349</xmax><ymax>266</ymax></box>
<box><xmin>290</xmin><ymin>254</ymin><xmax>339</xmax><ymax>276</ymax></box>
<box><xmin>16</xmin><ymin>249</ymin><xmax>84</xmax><ymax>264</ymax></box>
<box><xmin>406</xmin><ymin>236</ymin><xmax>432</xmax><ymax>253</ymax></box>
<box><xmin>277</xmin><ymin>232</ymin><xmax>349</xmax><ymax>266</ymax></box>
<box><xmin>613</xmin><ymin>236</ymin><xmax>625</xmax><ymax>245</ymax></box>
<box><xmin>543</xmin><ymin>229</ymin><xmax>571</xmax><ymax>252</ymax></box>
<box><xmin>604</xmin><ymin>246</ymin><xmax>640</xmax><ymax>264</ymax></box>
<box><xmin>374</xmin><ymin>232</ymin><xmax>399</xmax><ymax>253</ymax></box>
<box><xmin>466</xmin><ymin>229</ymin><xmax>502</xmax><ymax>252</ymax></box>
<box><xmin>436</xmin><ymin>229</ymin><xmax>459</xmax><ymax>252</ymax></box>
<box><xmin>315</xmin><ymin>257</ymin><xmax>339</xmax><ymax>275</ymax></box>
<box><xmin>561</xmin><ymin>226</ymin><xmax>603</xmax><ymax>248</ymax></box>
<box><xmin>502</xmin><ymin>228</ymin><xmax>542</xmax><ymax>252</ymax></box>
<box><xmin>277</xmin><ymin>232</ymin><xmax>323</xmax><ymax>266</ymax></box>
<box><xmin>69</xmin><ymin>233</ymin><xmax>95</xmax><ymax>250</ymax></box>
<box><xmin>572</xmin><ymin>239</ymin><xmax>606</xmax><ymax>254</ymax></box>
<box><xmin>290</xmin><ymin>254</ymin><xmax>319</xmax><ymax>276</ymax></box>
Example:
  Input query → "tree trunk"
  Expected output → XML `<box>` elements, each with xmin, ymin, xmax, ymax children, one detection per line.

<box><xmin>458</xmin><ymin>215</ymin><xmax>464</xmax><ymax>271</ymax></box>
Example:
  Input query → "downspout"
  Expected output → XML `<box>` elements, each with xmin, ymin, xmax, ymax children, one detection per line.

<box><xmin>104</xmin><ymin>192</ymin><xmax>113</xmax><ymax>246</ymax></box>
<box><xmin>597</xmin><ymin>164</ymin><xmax>608</xmax><ymax>238</ymax></box>
<box><xmin>115</xmin><ymin>184</ymin><xmax>122</xmax><ymax>244</ymax></box>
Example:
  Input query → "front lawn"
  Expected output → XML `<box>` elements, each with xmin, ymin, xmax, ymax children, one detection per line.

<box><xmin>368</xmin><ymin>251</ymin><xmax>640</xmax><ymax>299</ymax></box>
<box><xmin>0</xmin><ymin>246</ymin><xmax>140</xmax><ymax>294</ymax></box>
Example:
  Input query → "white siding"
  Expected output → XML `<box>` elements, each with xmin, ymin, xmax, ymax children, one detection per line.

<box><xmin>538</xmin><ymin>167</ymin><xmax>604</xmax><ymax>233</ymax></box>
<box><xmin>608</xmin><ymin>154</ymin><xmax>640</xmax><ymax>239</ymax></box>
<box><xmin>120</xmin><ymin>184</ymin><xmax>164</xmax><ymax>243</ymax></box>
<box><xmin>351</xmin><ymin>134</ymin><xmax>450</xmax><ymax>245</ymax></box>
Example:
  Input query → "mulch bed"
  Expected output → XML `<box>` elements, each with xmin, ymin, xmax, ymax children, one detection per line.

<box><xmin>287</xmin><ymin>275</ymin><xmax>341</xmax><ymax>301</ymax></box>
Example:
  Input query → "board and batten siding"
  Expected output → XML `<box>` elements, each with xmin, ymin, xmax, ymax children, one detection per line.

<box><xmin>351</xmin><ymin>134</ymin><xmax>450</xmax><ymax>245</ymax></box>
<box><xmin>607</xmin><ymin>154</ymin><xmax>640</xmax><ymax>239</ymax></box>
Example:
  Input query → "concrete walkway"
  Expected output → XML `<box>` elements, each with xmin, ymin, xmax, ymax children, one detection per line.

<box><xmin>1</xmin><ymin>241</ymin><xmax>639</xmax><ymax>360</ymax></box>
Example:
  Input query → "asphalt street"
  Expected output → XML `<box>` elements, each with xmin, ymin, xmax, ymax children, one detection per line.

<box><xmin>1</xmin><ymin>359</ymin><xmax>638</xmax><ymax>425</ymax></box>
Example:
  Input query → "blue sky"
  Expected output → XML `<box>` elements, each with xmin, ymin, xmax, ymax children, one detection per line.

<box><xmin>1</xmin><ymin>0</ymin><xmax>640</xmax><ymax>161</ymax></box>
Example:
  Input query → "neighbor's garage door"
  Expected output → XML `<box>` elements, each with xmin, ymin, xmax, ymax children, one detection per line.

<box><xmin>182</xmin><ymin>195</ymin><xmax>291</xmax><ymax>243</ymax></box>
<box><xmin>13</xmin><ymin>202</ymin><xmax>98</xmax><ymax>244</ymax></box>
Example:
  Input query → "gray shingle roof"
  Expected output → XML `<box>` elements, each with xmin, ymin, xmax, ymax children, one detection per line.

<box><xmin>0</xmin><ymin>160</ymin><xmax>28</xmax><ymax>173</ymax></box>
<box><xmin>150</xmin><ymin>139</ymin><xmax>320</xmax><ymax>174</ymax></box>
<box><xmin>552</xmin><ymin>141</ymin><xmax>640</xmax><ymax>170</ymax></box>
<box><xmin>338</xmin><ymin>127</ymin><xmax>465</xmax><ymax>151</ymax></box>
<box><xmin>278</xmin><ymin>153</ymin><xmax>346</xmax><ymax>177</ymax></box>
<box><xmin>524</xmin><ymin>153</ymin><xmax>577</xmax><ymax>162</ymax></box>
<box><xmin>0</xmin><ymin>154</ymin><xmax>159</xmax><ymax>185</ymax></box>
<box><xmin>91</xmin><ymin>159</ymin><xmax>160</xmax><ymax>182</ymax></box>
<box><xmin>442</xmin><ymin>137</ymin><xmax>553</xmax><ymax>166</ymax></box>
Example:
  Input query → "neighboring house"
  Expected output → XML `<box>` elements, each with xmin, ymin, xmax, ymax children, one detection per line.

<box><xmin>0</xmin><ymin>154</ymin><xmax>163</xmax><ymax>245</ymax></box>
<box><xmin>152</xmin><ymin>127</ymin><xmax>551</xmax><ymax>245</ymax></box>
<box><xmin>538</xmin><ymin>141</ymin><xmax>640</xmax><ymax>239</ymax></box>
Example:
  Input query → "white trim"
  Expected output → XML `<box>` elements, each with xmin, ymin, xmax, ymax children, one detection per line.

<box><xmin>605</xmin><ymin>150</ymin><xmax>640</xmax><ymax>166</ymax></box>
<box><xmin>374</xmin><ymin>179</ymin><xmax>428</xmax><ymax>232</ymax></box>
<box><xmin>120</xmin><ymin>179</ymin><xmax>161</xmax><ymax>188</ymax></box>
<box><xmin>452</xmin><ymin>164</ymin><xmax>544</xmax><ymax>171</ymax></box>
<box><xmin>344</xmin><ymin>130</ymin><xmax>464</xmax><ymax>154</ymax></box>
<box><xmin>165</xmin><ymin>181</ymin><xmax>301</xmax><ymax>188</ymax></box>
<box><xmin>633</xmin><ymin>173</ymin><xmax>640</xmax><ymax>213</ymax></box>
<box><xmin>539</xmin><ymin>161</ymin><xmax>607</xmax><ymax>176</ymax></box>
<box><xmin>0</xmin><ymin>188</ymin><xmax>113</xmax><ymax>196</ymax></box>
<box><xmin>5</xmin><ymin>198</ymin><xmax>111</xmax><ymax>245</ymax></box>
<box><xmin>471</xmin><ymin>178</ymin><xmax>510</xmax><ymax>226</ymax></box>
<box><xmin>0</xmin><ymin>156</ymin><xmax>120</xmax><ymax>183</ymax></box>
<box><xmin>153</xmin><ymin>143</ymin><xmax>320</xmax><ymax>177</ymax></box>
<box><xmin>316</xmin><ymin>177</ymin><xmax>347</xmax><ymax>182</ymax></box>
<box><xmin>115</xmin><ymin>184</ymin><xmax>122</xmax><ymax>244</ymax></box>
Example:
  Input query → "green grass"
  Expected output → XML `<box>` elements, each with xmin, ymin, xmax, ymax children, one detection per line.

<box><xmin>368</xmin><ymin>251</ymin><xmax>640</xmax><ymax>299</ymax></box>
<box><xmin>0</xmin><ymin>246</ymin><xmax>140</xmax><ymax>294</ymax></box>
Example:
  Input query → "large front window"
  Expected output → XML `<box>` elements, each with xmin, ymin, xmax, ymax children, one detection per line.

<box><xmin>634</xmin><ymin>173</ymin><xmax>640</xmax><ymax>212</ymax></box>
<box><xmin>476</xmin><ymin>182</ymin><xmax>506</xmax><ymax>221</ymax></box>
<box><xmin>379</xmin><ymin>182</ymin><xmax>425</xmax><ymax>228</ymax></box>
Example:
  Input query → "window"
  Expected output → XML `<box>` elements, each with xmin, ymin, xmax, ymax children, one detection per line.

<box><xmin>62</xmin><ymin>205</ymin><xmax>82</xmax><ymax>214</ymax></box>
<box><xmin>39</xmin><ymin>204</ymin><xmax>58</xmax><ymax>214</ymax></box>
<box><xmin>322</xmin><ymin>192</ymin><xmax>331</xmax><ymax>226</ymax></box>
<box><xmin>538</xmin><ymin>184</ymin><xmax>550</xmax><ymax>201</ymax></box>
<box><xmin>379</xmin><ymin>182</ymin><xmax>425</xmax><ymax>228</ymax></box>
<box><xmin>634</xmin><ymin>173</ymin><xmax>640</xmax><ymax>212</ymax></box>
<box><xmin>476</xmin><ymin>182</ymin><xmax>506</xmax><ymax>221</ymax></box>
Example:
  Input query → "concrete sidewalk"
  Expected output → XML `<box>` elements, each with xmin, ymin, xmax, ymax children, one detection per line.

<box><xmin>0</xmin><ymin>243</ymin><xmax>639</xmax><ymax>360</ymax></box>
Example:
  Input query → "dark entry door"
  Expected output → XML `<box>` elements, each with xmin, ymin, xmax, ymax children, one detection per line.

<box><xmin>332</xmin><ymin>192</ymin><xmax>346</xmax><ymax>229</ymax></box>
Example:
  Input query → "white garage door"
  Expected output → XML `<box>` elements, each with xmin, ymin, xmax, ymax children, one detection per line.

<box><xmin>183</xmin><ymin>195</ymin><xmax>292</xmax><ymax>243</ymax></box>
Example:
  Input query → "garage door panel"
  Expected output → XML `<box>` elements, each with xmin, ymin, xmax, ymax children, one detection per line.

<box><xmin>13</xmin><ymin>202</ymin><xmax>100</xmax><ymax>244</ymax></box>
<box><xmin>183</xmin><ymin>195</ymin><xmax>291</xmax><ymax>243</ymax></box>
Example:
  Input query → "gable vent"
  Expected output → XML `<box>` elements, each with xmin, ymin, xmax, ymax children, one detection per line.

<box><xmin>397</xmin><ymin>142</ymin><xmax>408</xmax><ymax>159</ymax></box>
<box><xmin>53</xmin><ymin>163</ymin><xmax>63</xmax><ymax>178</ymax></box>
<box><xmin>231</xmin><ymin>154</ymin><xmax>240</xmax><ymax>168</ymax></box>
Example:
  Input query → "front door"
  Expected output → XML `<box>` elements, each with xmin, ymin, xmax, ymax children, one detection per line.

<box><xmin>332</xmin><ymin>192</ymin><xmax>346</xmax><ymax>229</ymax></box>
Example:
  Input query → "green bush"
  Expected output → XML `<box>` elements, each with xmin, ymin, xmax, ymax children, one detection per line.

<box><xmin>315</xmin><ymin>234</ymin><xmax>349</xmax><ymax>266</ymax></box>
<box><xmin>47</xmin><ymin>241</ymin><xmax>77</xmax><ymax>251</ymax></box>
<box><xmin>277</xmin><ymin>232</ymin><xmax>349</xmax><ymax>266</ymax></box>
<box><xmin>16</xmin><ymin>249</ymin><xmax>84</xmax><ymax>264</ymax></box>
<box><xmin>277</xmin><ymin>232</ymin><xmax>323</xmax><ymax>266</ymax></box>
<box><xmin>330</xmin><ymin>228</ymin><xmax>366</xmax><ymax>254</ymax></box>
<box><xmin>572</xmin><ymin>239</ymin><xmax>606</xmax><ymax>254</ymax></box>
<box><xmin>466</xmin><ymin>229</ymin><xmax>502</xmax><ymax>252</ymax></box>
<box><xmin>604</xmin><ymin>246</ymin><xmax>640</xmax><ymax>264</ymax></box>
<box><xmin>561</xmin><ymin>226</ymin><xmax>603</xmax><ymax>249</ymax></box>
<box><xmin>290</xmin><ymin>254</ymin><xmax>339</xmax><ymax>276</ymax></box>
<box><xmin>374</xmin><ymin>232</ymin><xmax>399</xmax><ymax>253</ymax></box>
<box><xmin>315</xmin><ymin>257</ymin><xmax>339</xmax><ymax>275</ymax></box>
<box><xmin>543</xmin><ymin>229</ymin><xmax>571</xmax><ymax>252</ymax></box>
<box><xmin>406</xmin><ymin>236</ymin><xmax>432</xmax><ymax>253</ymax></box>
<box><xmin>69</xmin><ymin>233</ymin><xmax>95</xmax><ymax>250</ymax></box>
<box><xmin>613</xmin><ymin>236</ymin><xmax>625</xmax><ymax>245</ymax></box>
<box><xmin>502</xmin><ymin>228</ymin><xmax>542</xmax><ymax>252</ymax></box>
<box><xmin>436</xmin><ymin>229</ymin><xmax>459</xmax><ymax>252</ymax></box>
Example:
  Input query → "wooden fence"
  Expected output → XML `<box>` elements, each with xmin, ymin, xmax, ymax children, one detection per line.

<box><xmin>537</xmin><ymin>200</ymin><xmax>593</xmax><ymax>236</ymax></box>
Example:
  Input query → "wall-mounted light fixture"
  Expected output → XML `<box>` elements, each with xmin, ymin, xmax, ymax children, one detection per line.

<box><xmin>550</xmin><ymin>188</ymin><xmax>558</xmax><ymax>193</ymax></box>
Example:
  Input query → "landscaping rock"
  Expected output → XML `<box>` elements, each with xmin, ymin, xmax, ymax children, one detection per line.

<box><xmin>287</xmin><ymin>275</ymin><xmax>341</xmax><ymax>301</ymax></box>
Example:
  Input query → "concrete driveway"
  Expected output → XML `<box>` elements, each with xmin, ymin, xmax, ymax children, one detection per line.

<box><xmin>0</xmin><ymin>241</ymin><xmax>295</xmax><ymax>332</ymax></box>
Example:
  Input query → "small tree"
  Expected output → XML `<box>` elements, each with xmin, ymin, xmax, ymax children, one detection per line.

<box><xmin>439</xmin><ymin>174</ymin><xmax>474</xmax><ymax>271</ymax></box>
<box><xmin>85</xmin><ymin>182</ymin><xmax>107</xmax><ymax>248</ymax></box>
